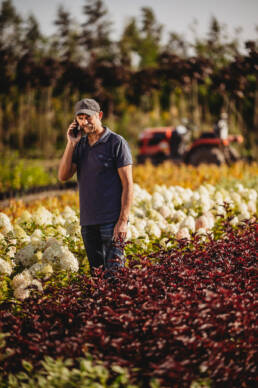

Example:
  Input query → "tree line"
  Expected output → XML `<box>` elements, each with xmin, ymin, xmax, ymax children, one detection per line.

<box><xmin>0</xmin><ymin>0</ymin><xmax>257</xmax><ymax>158</ymax></box>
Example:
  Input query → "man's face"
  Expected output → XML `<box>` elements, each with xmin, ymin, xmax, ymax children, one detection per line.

<box><xmin>76</xmin><ymin>112</ymin><xmax>103</xmax><ymax>134</ymax></box>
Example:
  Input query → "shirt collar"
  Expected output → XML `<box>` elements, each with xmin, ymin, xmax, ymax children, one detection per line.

<box><xmin>98</xmin><ymin>126</ymin><xmax>111</xmax><ymax>143</ymax></box>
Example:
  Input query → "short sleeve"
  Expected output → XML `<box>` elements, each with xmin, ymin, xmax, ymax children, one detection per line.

<box><xmin>115</xmin><ymin>138</ymin><xmax>133</xmax><ymax>168</ymax></box>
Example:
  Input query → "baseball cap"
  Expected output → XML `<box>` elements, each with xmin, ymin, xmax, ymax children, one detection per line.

<box><xmin>74</xmin><ymin>98</ymin><xmax>101</xmax><ymax>116</ymax></box>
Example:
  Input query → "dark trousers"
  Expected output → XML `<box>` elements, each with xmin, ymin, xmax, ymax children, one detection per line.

<box><xmin>81</xmin><ymin>222</ymin><xmax>125</xmax><ymax>273</ymax></box>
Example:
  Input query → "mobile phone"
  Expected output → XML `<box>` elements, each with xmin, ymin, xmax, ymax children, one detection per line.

<box><xmin>72</xmin><ymin>121</ymin><xmax>81</xmax><ymax>137</ymax></box>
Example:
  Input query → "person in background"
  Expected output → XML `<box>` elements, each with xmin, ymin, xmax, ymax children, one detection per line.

<box><xmin>58</xmin><ymin>98</ymin><xmax>133</xmax><ymax>275</ymax></box>
<box><xmin>214</xmin><ymin>112</ymin><xmax>229</xmax><ymax>140</ymax></box>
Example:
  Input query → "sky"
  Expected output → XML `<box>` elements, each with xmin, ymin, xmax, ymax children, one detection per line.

<box><xmin>10</xmin><ymin>0</ymin><xmax>258</xmax><ymax>46</ymax></box>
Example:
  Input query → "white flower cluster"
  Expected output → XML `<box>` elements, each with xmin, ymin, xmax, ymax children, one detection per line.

<box><xmin>127</xmin><ymin>183</ymin><xmax>257</xmax><ymax>244</ymax></box>
<box><xmin>12</xmin><ymin>269</ymin><xmax>43</xmax><ymax>300</ymax></box>
<box><xmin>0</xmin><ymin>257</ymin><xmax>12</xmax><ymax>276</ymax></box>
<box><xmin>0</xmin><ymin>212</ymin><xmax>13</xmax><ymax>235</ymax></box>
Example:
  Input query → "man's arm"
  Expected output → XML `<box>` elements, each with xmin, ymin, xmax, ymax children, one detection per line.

<box><xmin>58</xmin><ymin>122</ymin><xmax>81</xmax><ymax>182</ymax></box>
<box><xmin>113</xmin><ymin>165</ymin><xmax>134</xmax><ymax>241</ymax></box>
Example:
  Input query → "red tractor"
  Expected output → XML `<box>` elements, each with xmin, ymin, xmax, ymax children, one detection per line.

<box><xmin>137</xmin><ymin>125</ymin><xmax>243</xmax><ymax>166</ymax></box>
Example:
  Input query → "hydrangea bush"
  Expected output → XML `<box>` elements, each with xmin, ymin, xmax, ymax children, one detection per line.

<box><xmin>0</xmin><ymin>182</ymin><xmax>257</xmax><ymax>300</ymax></box>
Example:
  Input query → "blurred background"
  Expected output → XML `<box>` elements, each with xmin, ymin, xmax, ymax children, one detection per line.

<box><xmin>0</xmin><ymin>0</ymin><xmax>257</xmax><ymax>168</ymax></box>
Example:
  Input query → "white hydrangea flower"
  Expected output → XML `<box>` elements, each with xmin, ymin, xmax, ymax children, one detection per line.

<box><xmin>12</xmin><ymin>269</ymin><xmax>32</xmax><ymax>289</ymax></box>
<box><xmin>31</xmin><ymin>229</ymin><xmax>43</xmax><ymax>240</ymax></box>
<box><xmin>0</xmin><ymin>212</ymin><xmax>13</xmax><ymax>235</ymax></box>
<box><xmin>0</xmin><ymin>232</ymin><xmax>5</xmax><ymax>243</ymax></box>
<box><xmin>6</xmin><ymin>238</ymin><xmax>17</xmax><ymax>258</ymax></box>
<box><xmin>188</xmin><ymin>209</ymin><xmax>198</xmax><ymax>218</ymax></box>
<box><xmin>133</xmin><ymin>207</ymin><xmax>145</xmax><ymax>218</ymax></box>
<box><xmin>45</xmin><ymin>237</ymin><xmax>60</xmax><ymax>249</ymax></box>
<box><xmin>172</xmin><ymin>210</ymin><xmax>186</xmax><ymax>223</ymax></box>
<box><xmin>30</xmin><ymin>229</ymin><xmax>46</xmax><ymax>250</ymax></box>
<box><xmin>15</xmin><ymin>244</ymin><xmax>36</xmax><ymax>266</ymax></box>
<box><xmin>199</xmin><ymin>195</ymin><xmax>213</xmax><ymax>213</ymax></box>
<box><xmin>230</xmin><ymin>216</ymin><xmax>239</xmax><ymax>226</ymax></box>
<box><xmin>43</xmin><ymin>245</ymin><xmax>62</xmax><ymax>264</ymax></box>
<box><xmin>180</xmin><ymin>189</ymin><xmax>192</xmax><ymax>203</ymax></box>
<box><xmin>180</xmin><ymin>216</ymin><xmax>195</xmax><ymax>233</ymax></box>
<box><xmin>173</xmin><ymin>196</ymin><xmax>183</xmax><ymax>207</ymax></box>
<box><xmin>0</xmin><ymin>257</ymin><xmax>12</xmax><ymax>275</ymax></box>
<box><xmin>137</xmin><ymin>234</ymin><xmax>150</xmax><ymax>250</ymax></box>
<box><xmin>195</xmin><ymin>215</ymin><xmax>210</xmax><ymax>231</ymax></box>
<box><xmin>151</xmin><ymin>192</ymin><xmax>164</xmax><ymax>210</ymax></box>
<box><xmin>52</xmin><ymin>213</ymin><xmax>66</xmax><ymax>226</ymax></box>
<box><xmin>238</xmin><ymin>211</ymin><xmax>250</xmax><ymax>221</ymax></box>
<box><xmin>148</xmin><ymin>209</ymin><xmax>165</xmax><ymax>223</ymax></box>
<box><xmin>29</xmin><ymin>262</ymin><xmax>53</xmax><ymax>277</ymax></box>
<box><xmin>133</xmin><ymin>184</ymin><xmax>151</xmax><ymax>203</ymax></box>
<box><xmin>60</xmin><ymin>248</ymin><xmax>79</xmax><ymax>272</ymax></box>
<box><xmin>205</xmin><ymin>212</ymin><xmax>215</xmax><ymax>229</ymax></box>
<box><xmin>158</xmin><ymin>219</ymin><xmax>168</xmax><ymax>232</ymax></box>
<box><xmin>146</xmin><ymin>220</ymin><xmax>161</xmax><ymax>239</ymax></box>
<box><xmin>214</xmin><ymin>204</ymin><xmax>226</xmax><ymax>216</ymax></box>
<box><xmin>16</xmin><ymin>210</ymin><xmax>32</xmax><ymax>226</ymax></box>
<box><xmin>14</xmin><ymin>286</ymin><xmax>30</xmax><ymax>300</ymax></box>
<box><xmin>13</xmin><ymin>224</ymin><xmax>30</xmax><ymax>244</ymax></box>
<box><xmin>159</xmin><ymin>205</ymin><xmax>171</xmax><ymax>219</ymax></box>
<box><xmin>205</xmin><ymin>184</ymin><xmax>216</xmax><ymax>194</ymax></box>
<box><xmin>214</xmin><ymin>191</ymin><xmax>224</xmax><ymax>206</ymax></box>
<box><xmin>231</xmin><ymin>192</ymin><xmax>242</xmax><ymax>206</ymax></box>
<box><xmin>43</xmin><ymin>241</ymin><xmax>79</xmax><ymax>272</ymax></box>
<box><xmin>196</xmin><ymin>228</ymin><xmax>207</xmax><ymax>236</ymax></box>
<box><xmin>235</xmin><ymin>183</ymin><xmax>244</xmax><ymax>193</ymax></box>
<box><xmin>31</xmin><ymin>279</ymin><xmax>43</xmax><ymax>291</ymax></box>
<box><xmin>166</xmin><ymin>223</ymin><xmax>179</xmax><ymax>235</ymax></box>
<box><xmin>191</xmin><ymin>191</ymin><xmax>200</xmax><ymax>201</ymax></box>
<box><xmin>176</xmin><ymin>227</ymin><xmax>190</xmax><ymax>240</ymax></box>
<box><xmin>56</xmin><ymin>225</ymin><xmax>68</xmax><ymax>237</ymax></box>
<box><xmin>126</xmin><ymin>229</ymin><xmax>132</xmax><ymax>241</ymax></box>
<box><xmin>162</xmin><ymin>188</ymin><xmax>173</xmax><ymax>203</ymax></box>
<box><xmin>128</xmin><ymin>225</ymin><xmax>140</xmax><ymax>240</ymax></box>
<box><xmin>247</xmin><ymin>200</ymin><xmax>256</xmax><ymax>215</ymax></box>
<box><xmin>136</xmin><ymin>219</ymin><xmax>147</xmax><ymax>233</ymax></box>
<box><xmin>62</xmin><ymin>206</ymin><xmax>77</xmax><ymax>221</ymax></box>
<box><xmin>65</xmin><ymin>221</ymin><xmax>81</xmax><ymax>236</ymax></box>
<box><xmin>33</xmin><ymin>206</ymin><xmax>53</xmax><ymax>226</ymax></box>
<box><xmin>160</xmin><ymin>237</ymin><xmax>173</xmax><ymax>250</ymax></box>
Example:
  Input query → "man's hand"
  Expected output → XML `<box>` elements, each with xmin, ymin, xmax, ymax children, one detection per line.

<box><xmin>67</xmin><ymin>121</ymin><xmax>82</xmax><ymax>146</ymax></box>
<box><xmin>113</xmin><ymin>220</ymin><xmax>128</xmax><ymax>241</ymax></box>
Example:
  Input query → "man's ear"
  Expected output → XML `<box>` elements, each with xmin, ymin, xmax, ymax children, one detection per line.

<box><xmin>99</xmin><ymin>111</ymin><xmax>103</xmax><ymax>120</ymax></box>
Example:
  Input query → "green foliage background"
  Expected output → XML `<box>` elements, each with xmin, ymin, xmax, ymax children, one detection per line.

<box><xmin>0</xmin><ymin>0</ymin><xmax>257</xmax><ymax>159</ymax></box>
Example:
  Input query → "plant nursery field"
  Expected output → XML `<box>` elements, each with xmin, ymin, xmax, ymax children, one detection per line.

<box><xmin>0</xmin><ymin>162</ymin><xmax>257</xmax><ymax>388</ymax></box>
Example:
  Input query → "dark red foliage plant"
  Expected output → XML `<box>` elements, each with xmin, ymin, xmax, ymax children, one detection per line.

<box><xmin>0</xmin><ymin>220</ymin><xmax>257</xmax><ymax>387</ymax></box>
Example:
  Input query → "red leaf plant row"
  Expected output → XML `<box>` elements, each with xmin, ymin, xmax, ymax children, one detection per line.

<box><xmin>0</xmin><ymin>220</ymin><xmax>257</xmax><ymax>387</ymax></box>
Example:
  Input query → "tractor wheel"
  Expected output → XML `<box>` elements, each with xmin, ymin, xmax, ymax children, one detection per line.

<box><xmin>137</xmin><ymin>155</ymin><xmax>147</xmax><ymax>164</ymax></box>
<box><xmin>188</xmin><ymin>147</ymin><xmax>226</xmax><ymax>166</ymax></box>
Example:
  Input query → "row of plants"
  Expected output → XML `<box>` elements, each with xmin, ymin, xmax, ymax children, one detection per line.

<box><xmin>0</xmin><ymin>218</ymin><xmax>256</xmax><ymax>387</ymax></box>
<box><xmin>0</xmin><ymin>157</ymin><xmax>257</xmax><ymax>195</ymax></box>
<box><xmin>0</xmin><ymin>163</ymin><xmax>257</xmax><ymax>386</ymax></box>
<box><xmin>0</xmin><ymin>180</ymin><xmax>257</xmax><ymax>297</ymax></box>
<box><xmin>0</xmin><ymin>154</ymin><xmax>57</xmax><ymax>194</ymax></box>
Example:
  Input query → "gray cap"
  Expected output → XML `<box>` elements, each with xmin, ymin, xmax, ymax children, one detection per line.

<box><xmin>74</xmin><ymin>98</ymin><xmax>101</xmax><ymax>116</ymax></box>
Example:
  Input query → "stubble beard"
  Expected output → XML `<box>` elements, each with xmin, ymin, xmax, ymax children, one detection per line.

<box><xmin>83</xmin><ymin>123</ymin><xmax>96</xmax><ymax>134</ymax></box>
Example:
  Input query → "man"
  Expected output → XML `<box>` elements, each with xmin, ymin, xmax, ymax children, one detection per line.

<box><xmin>58</xmin><ymin>98</ymin><xmax>133</xmax><ymax>274</ymax></box>
<box><xmin>214</xmin><ymin>112</ymin><xmax>229</xmax><ymax>140</ymax></box>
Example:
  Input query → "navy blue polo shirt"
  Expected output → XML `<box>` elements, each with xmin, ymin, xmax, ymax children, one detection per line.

<box><xmin>72</xmin><ymin>127</ymin><xmax>133</xmax><ymax>226</ymax></box>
